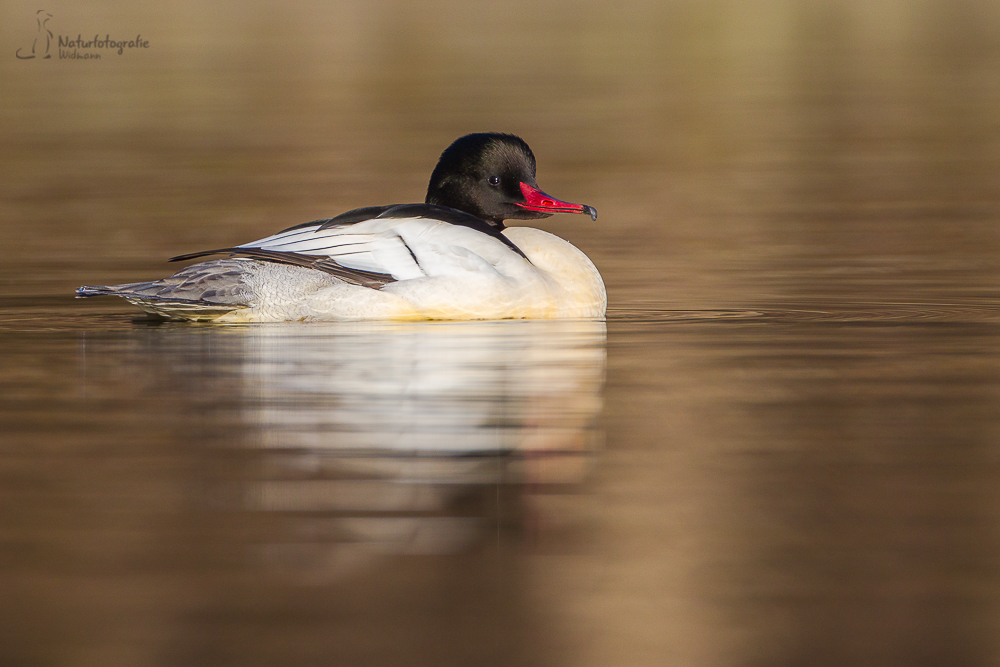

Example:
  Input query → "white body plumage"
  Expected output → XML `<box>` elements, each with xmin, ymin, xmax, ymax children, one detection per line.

<box><xmin>204</xmin><ymin>222</ymin><xmax>605</xmax><ymax>322</ymax></box>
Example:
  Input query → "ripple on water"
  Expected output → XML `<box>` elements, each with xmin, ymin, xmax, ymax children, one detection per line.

<box><xmin>609</xmin><ymin>303</ymin><xmax>1000</xmax><ymax>325</ymax></box>
<box><xmin>4</xmin><ymin>297</ymin><xmax>1000</xmax><ymax>333</ymax></box>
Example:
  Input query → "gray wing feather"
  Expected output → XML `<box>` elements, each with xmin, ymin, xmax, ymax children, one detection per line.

<box><xmin>77</xmin><ymin>259</ymin><xmax>254</xmax><ymax>320</ymax></box>
<box><xmin>80</xmin><ymin>259</ymin><xmax>252</xmax><ymax>303</ymax></box>
<box><xmin>167</xmin><ymin>248</ymin><xmax>395</xmax><ymax>289</ymax></box>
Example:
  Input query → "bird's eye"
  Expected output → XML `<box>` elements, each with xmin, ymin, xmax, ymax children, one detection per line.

<box><xmin>488</xmin><ymin>176</ymin><xmax>500</xmax><ymax>186</ymax></box>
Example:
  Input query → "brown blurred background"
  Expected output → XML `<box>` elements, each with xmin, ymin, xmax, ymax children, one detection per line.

<box><xmin>3</xmin><ymin>2</ymin><xmax>1000</xmax><ymax>667</ymax></box>
<box><xmin>4</xmin><ymin>0</ymin><xmax>1000</xmax><ymax>307</ymax></box>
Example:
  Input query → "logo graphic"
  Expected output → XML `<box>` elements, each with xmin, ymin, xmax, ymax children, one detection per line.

<box><xmin>14</xmin><ymin>11</ymin><xmax>150</xmax><ymax>61</ymax></box>
<box><xmin>16</xmin><ymin>10</ymin><xmax>53</xmax><ymax>59</ymax></box>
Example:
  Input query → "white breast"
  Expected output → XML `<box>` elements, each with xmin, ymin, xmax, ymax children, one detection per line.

<box><xmin>502</xmin><ymin>227</ymin><xmax>607</xmax><ymax>319</ymax></box>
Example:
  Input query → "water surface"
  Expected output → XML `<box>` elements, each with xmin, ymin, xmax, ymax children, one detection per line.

<box><xmin>4</xmin><ymin>1</ymin><xmax>1000</xmax><ymax>665</ymax></box>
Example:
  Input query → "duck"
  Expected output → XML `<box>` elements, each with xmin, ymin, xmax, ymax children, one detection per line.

<box><xmin>76</xmin><ymin>133</ymin><xmax>606</xmax><ymax>322</ymax></box>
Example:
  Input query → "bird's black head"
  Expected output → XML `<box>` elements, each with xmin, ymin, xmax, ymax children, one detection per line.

<box><xmin>425</xmin><ymin>133</ymin><xmax>597</xmax><ymax>230</ymax></box>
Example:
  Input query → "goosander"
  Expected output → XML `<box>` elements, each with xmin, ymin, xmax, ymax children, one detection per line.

<box><xmin>76</xmin><ymin>133</ymin><xmax>606</xmax><ymax>322</ymax></box>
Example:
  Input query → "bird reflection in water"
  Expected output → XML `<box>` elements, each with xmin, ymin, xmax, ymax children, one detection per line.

<box><xmin>236</xmin><ymin>319</ymin><xmax>606</xmax><ymax>580</ymax></box>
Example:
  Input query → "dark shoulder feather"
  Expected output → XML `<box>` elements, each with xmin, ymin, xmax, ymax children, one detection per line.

<box><xmin>369</xmin><ymin>203</ymin><xmax>528</xmax><ymax>260</ymax></box>
<box><xmin>269</xmin><ymin>205</ymin><xmax>406</xmax><ymax>235</ymax></box>
<box><xmin>168</xmin><ymin>248</ymin><xmax>394</xmax><ymax>289</ymax></box>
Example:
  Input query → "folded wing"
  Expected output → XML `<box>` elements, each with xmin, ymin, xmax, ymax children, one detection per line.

<box><xmin>170</xmin><ymin>205</ymin><xmax>530</xmax><ymax>285</ymax></box>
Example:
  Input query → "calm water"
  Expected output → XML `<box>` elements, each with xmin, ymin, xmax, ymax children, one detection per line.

<box><xmin>5</xmin><ymin>1</ymin><xmax>1000</xmax><ymax>665</ymax></box>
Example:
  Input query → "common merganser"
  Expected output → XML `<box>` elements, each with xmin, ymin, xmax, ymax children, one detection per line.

<box><xmin>76</xmin><ymin>133</ymin><xmax>606</xmax><ymax>322</ymax></box>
